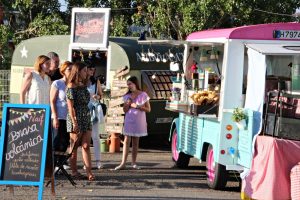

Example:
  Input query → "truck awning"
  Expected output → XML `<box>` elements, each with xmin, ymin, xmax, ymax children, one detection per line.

<box><xmin>245</xmin><ymin>43</ymin><xmax>300</xmax><ymax>55</ymax></box>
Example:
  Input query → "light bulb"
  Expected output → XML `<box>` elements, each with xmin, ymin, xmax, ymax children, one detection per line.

<box><xmin>88</xmin><ymin>51</ymin><xmax>93</xmax><ymax>59</ymax></box>
<box><xmin>169</xmin><ymin>49</ymin><xmax>174</xmax><ymax>58</ymax></box>
<box><xmin>141</xmin><ymin>52</ymin><xmax>145</xmax><ymax>57</ymax></box>
<box><xmin>151</xmin><ymin>74</ymin><xmax>156</xmax><ymax>79</ymax></box>
<box><xmin>144</xmin><ymin>57</ymin><xmax>150</xmax><ymax>62</ymax></box>
<box><xmin>162</xmin><ymin>57</ymin><xmax>167</xmax><ymax>63</ymax></box>
<box><xmin>156</xmin><ymin>57</ymin><xmax>160</xmax><ymax>62</ymax></box>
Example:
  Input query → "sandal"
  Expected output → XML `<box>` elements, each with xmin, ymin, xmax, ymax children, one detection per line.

<box><xmin>88</xmin><ymin>174</ymin><xmax>95</xmax><ymax>181</ymax></box>
<box><xmin>113</xmin><ymin>165</ymin><xmax>126</xmax><ymax>171</ymax></box>
<box><xmin>132</xmin><ymin>164</ymin><xmax>141</xmax><ymax>170</ymax></box>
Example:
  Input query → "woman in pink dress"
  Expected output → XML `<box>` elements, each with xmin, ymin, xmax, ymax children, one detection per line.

<box><xmin>114</xmin><ymin>76</ymin><xmax>151</xmax><ymax>170</ymax></box>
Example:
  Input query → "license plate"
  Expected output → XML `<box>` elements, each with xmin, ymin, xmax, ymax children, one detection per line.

<box><xmin>274</xmin><ymin>30</ymin><xmax>300</xmax><ymax>39</ymax></box>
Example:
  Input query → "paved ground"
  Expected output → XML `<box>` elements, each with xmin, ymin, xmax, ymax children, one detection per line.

<box><xmin>0</xmin><ymin>148</ymin><xmax>241</xmax><ymax>200</ymax></box>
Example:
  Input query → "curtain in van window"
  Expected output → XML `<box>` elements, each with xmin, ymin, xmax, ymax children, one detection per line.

<box><xmin>241</xmin><ymin>48</ymin><xmax>266</xmax><ymax>178</ymax></box>
<box><xmin>245</xmin><ymin>48</ymin><xmax>266</xmax><ymax>114</ymax></box>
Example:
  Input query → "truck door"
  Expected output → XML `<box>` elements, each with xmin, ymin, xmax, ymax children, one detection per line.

<box><xmin>236</xmin><ymin>109</ymin><xmax>259</xmax><ymax>169</ymax></box>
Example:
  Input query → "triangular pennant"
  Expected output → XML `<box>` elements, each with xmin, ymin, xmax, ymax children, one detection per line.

<box><xmin>18</xmin><ymin>117</ymin><xmax>22</xmax><ymax>122</ymax></box>
<box><xmin>11</xmin><ymin>120</ymin><xmax>14</xmax><ymax>125</ymax></box>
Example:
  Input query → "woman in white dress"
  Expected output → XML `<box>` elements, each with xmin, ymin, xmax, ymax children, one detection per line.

<box><xmin>20</xmin><ymin>55</ymin><xmax>51</xmax><ymax>104</ymax></box>
<box><xmin>86</xmin><ymin>64</ymin><xmax>104</xmax><ymax>169</ymax></box>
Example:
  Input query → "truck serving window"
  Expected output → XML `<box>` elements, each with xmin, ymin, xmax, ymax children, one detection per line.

<box><xmin>141</xmin><ymin>71</ymin><xmax>180</xmax><ymax>100</ymax></box>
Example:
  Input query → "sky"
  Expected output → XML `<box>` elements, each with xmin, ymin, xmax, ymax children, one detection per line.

<box><xmin>59</xmin><ymin>0</ymin><xmax>67</xmax><ymax>12</ymax></box>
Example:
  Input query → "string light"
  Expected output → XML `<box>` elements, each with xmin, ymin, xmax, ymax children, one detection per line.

<box><xmin>88</xmin><ymin>50</ymin><xmax>93</xmax><ymax>59</ymax></box>
<box><xmin>80</xmin><ymin>50</ymin><xmax>84</xmax><ymax>61</ymax></box>
<box><xmin>155</xmin><ymin>55</ymin><xmax>160</xmax><ymax>62</ymax></box>
<box><xmin>162</xmin><ymin>55</ymin><xmax>167</xmax><ymax>63</ymax></box>
<box><xmin>169</xmin><ymin>49</ymin><xmax>174</xmax><ymax>58</ymax></box>
<box><xmin>95</xmin><ymin>51</ymin><xmax>101</xmax><ymax>59</ymax></box>
<box><xmin>151</xmin><ymin>73</ymin><xmax>156</xmax><ymax>79</ymax></box>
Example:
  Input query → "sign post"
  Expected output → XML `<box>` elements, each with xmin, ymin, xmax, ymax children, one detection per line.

<box><xmin>0</xmin><ymin>103</ymin><xmax>50</xmax><ymax>200</ymax></box>
<box><xmin>106</xmin><ymin>66</ymin><xmax>129</xmax><ymax>152</ymax></box>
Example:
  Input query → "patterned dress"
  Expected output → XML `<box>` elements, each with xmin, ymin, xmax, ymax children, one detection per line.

<box><xmin>123</xmin><ymin>92</ymin><xmax>150</xmax><ymax>137</ymax></box>
<box><xmin>66</xmin><ymin>86</ymin><xmax>92</xmax><ymax>133</ymax></box>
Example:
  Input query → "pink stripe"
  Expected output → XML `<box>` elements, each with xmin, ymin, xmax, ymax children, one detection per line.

<box><xmin>187</xmin><ymin>22</ymin><xmax>300</xmax><ymax>41</ymax></box>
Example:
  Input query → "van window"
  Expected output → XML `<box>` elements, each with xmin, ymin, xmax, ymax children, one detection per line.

<box><xmin>141</xmin><ymin>71</ymin><xmax>180</xmax><ymax>100</ymax></box>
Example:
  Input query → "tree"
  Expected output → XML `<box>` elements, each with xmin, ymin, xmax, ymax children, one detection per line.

<box><xmin>143</xmin><ymin>0</ymin><xmax>300</xmax><ymax>40</ymax></box>
<box><xmin>13</xmin><ymin>13</ymin><xmax>69</xmax><ymax>44</ymax></box>
<box><xmin>11</xmin><ymin>0</ymin><xmax>61</xmax><ymax>27</ymax></box>
<box><xmin>0</xmin><ymin>24</ymin><xmax>14</xmax><ymax>69</ymax></box>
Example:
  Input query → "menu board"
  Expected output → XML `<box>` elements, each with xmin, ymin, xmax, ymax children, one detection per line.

<box><xmin>0</xmin><ymin>104</ymin><xmax>50</xmax><ymax>188</ymax></box>
<box><xmin>71</xmin><ymin>8</ymin><xmax>110</xmax><ymax>48</ymax></box>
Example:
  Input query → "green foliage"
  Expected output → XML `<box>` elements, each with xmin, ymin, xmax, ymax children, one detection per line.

<box><xmin>232</xmin><ymin>107</ymin><xmax>247</xmax><ymax>122</ymax></box>
<box><xmin>110</xmin><ymin>15</ymin><xmax>128</xmax><ymax>37</ymax></box>
<box><xmin>14</xmin><ymin>13</ymin><xmax>69</xmax><ymax>44</ymax></box>
<box><xmin>12</xmin><ymin>0</ymin><xmax>61</xmax><ymax>26</ymax></box>
<box><xmin>143</xmin><ymin>0</ymin><xmax>300</xmax><ymax>40</ymax></box>
<box><xmin>0</xmin><ymin>25</ymin><xmax>14</xmax><ymax>69</ymax></box>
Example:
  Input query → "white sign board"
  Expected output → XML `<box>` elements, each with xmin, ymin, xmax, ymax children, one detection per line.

<box><xmin>70</xmin><ymin>8</ymin><xmax>111</xmax><ymax>49</ymax></box>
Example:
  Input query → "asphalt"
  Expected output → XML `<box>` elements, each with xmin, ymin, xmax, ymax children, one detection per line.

<box><xmin>0</xmin><ymin>147</ymin><xmax>240</xmax><ymax>200</ymax></box>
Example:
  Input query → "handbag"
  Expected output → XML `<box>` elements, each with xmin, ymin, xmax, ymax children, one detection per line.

<box><xmin>95</xmin><ymin>79</ymin><xmax>107</xmax><ymax>116</ymax></box>
<box><xmin>90</xmin><ymin>104</ymin><xmax>98</xmax><ymax>124</ymax></box>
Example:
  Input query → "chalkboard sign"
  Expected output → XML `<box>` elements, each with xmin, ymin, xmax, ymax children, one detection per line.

<box><xmin>0</xmin><ymin>103</ymin><xmax>50</xmax><ymax>200</ymax></box>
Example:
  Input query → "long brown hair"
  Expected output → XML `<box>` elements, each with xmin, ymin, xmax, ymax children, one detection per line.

<box><xmin>126</xmin><ymin>76</ymin><xmax>141</xmax><ymax>94</ymax></box>
<box><xmin>33</xmin><ymin>55</ymin><xmax>50</xmax><ymax>73</ymax></box>
<box><xmin>67</xmin><ymin>62</ymin><xmax>87</xmax><ymax>86</ymax></box>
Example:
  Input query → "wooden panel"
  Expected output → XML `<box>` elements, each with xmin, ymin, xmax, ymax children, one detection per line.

<box><xmin>106</xmin><ymin>116</ymin><xmax>124</xmax><ymax>124</ymax></box>
<box><xmin>115</xmin><ymin>66</ymin><xmax>128</xmax><ymax>75</ymax></box>
<box><xmin>107</xmin><ymin>107</ymin><xmax>124</xmax><ymax>115</ymax></box>
<box><xmin>112</xmin><ymin>80</ymin><xmax>127</xmax><ymax>88</ymax></box>
<box><xmin>115</xmin><ymin>68</ymin><xmax>130</xmax><ymax>78</ymax></box>
<box><xmin>109</xmin><ymin>97</ymin><xmax>124</xmax><ymax>108</ymax></box>
<box><xmin>106</xmin><ymin>124</ymin><xmax>123</xmax><ymax>133</ymax></box>
<box><xmin>111</xmin><ymin>88</ymin><xmax>128</xmax><ymax>97</ymax></box>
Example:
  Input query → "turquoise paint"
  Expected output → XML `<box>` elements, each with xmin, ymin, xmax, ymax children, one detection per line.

<box><xmin>174</xmin><ymin>109</ymin><xmax>256</xmax><ymax>169</ymax></box>
<box><xmin>218</xmin><ymin>109</ymin><xmax>256</xmax><ymax>168</ymax></box>
<box><xmin>176</xmin><ymin>113</ymin><xmax>220</xmax><ymax>160</ymax></box>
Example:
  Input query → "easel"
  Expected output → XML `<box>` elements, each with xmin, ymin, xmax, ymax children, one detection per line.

<box><xmin>0</xmin><ymin>104</ymin><xmax>51</xmax><ymax>200</ymax></box>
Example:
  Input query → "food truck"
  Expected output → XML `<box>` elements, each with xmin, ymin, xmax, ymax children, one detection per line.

<box><xmin>9</xmin><ymin>8</ymin><xmax>181</xmax><ymax>141</ymax></box>
<box><xmin>140</xmin><ymin>23</ymin><xmax>300</xmax><ymax>190</ymax></box>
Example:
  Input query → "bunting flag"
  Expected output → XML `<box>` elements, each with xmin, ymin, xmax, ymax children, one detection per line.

<box><xmin>8</xmin><ymin>109</ymin><xmax>45</xmax><ymax>125</ymax></box>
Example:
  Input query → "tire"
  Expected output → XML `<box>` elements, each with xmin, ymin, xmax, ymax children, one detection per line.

<box><xmin>206</xmin><ymin>144</ymin><xmax>228</xmax><ymax>190</ymax></box>
<box><xmin>171</xmin><ymin>128</ymin><xmax>190</xmax><ymax>168</ymax></box>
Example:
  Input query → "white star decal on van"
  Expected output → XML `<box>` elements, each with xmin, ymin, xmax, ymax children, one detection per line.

<box><xmin>20</xmin><ymin>46</ymin><xmax>28</xmax><ymax>58</ymax></box>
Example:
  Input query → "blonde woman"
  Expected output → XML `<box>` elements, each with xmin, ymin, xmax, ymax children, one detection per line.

<box><xmin>20</xmin><ymin>55</ymin><xmax>51</xmax><ymax>104</ymax></box>
<box><xmin>50</xmin><ymin>61</ymin><xmax>73</xmax><ymax>162</ymax></box>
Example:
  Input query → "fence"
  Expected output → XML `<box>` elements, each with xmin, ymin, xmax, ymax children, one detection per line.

<box><xmin>0</xmin><ymin>70</ymin><xmax>10</xmax><ymax>122</ymax></box>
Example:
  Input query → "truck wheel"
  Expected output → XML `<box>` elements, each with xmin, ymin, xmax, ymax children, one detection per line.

<box><xmin>171</xmin><ymin>129</ymin><xmax>190</xmax><ymax>168</ymax></box>
<box><xmin>206</xmin><ymin>144</ymin><xmax>228</xmax><ymax>190</ymax></box>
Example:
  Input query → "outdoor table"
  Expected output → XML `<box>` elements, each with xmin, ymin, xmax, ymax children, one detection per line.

<box><xmin>242</xmin><ymin>135</ymin><xmax>300</xmax><ymax>200</ymax></box>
